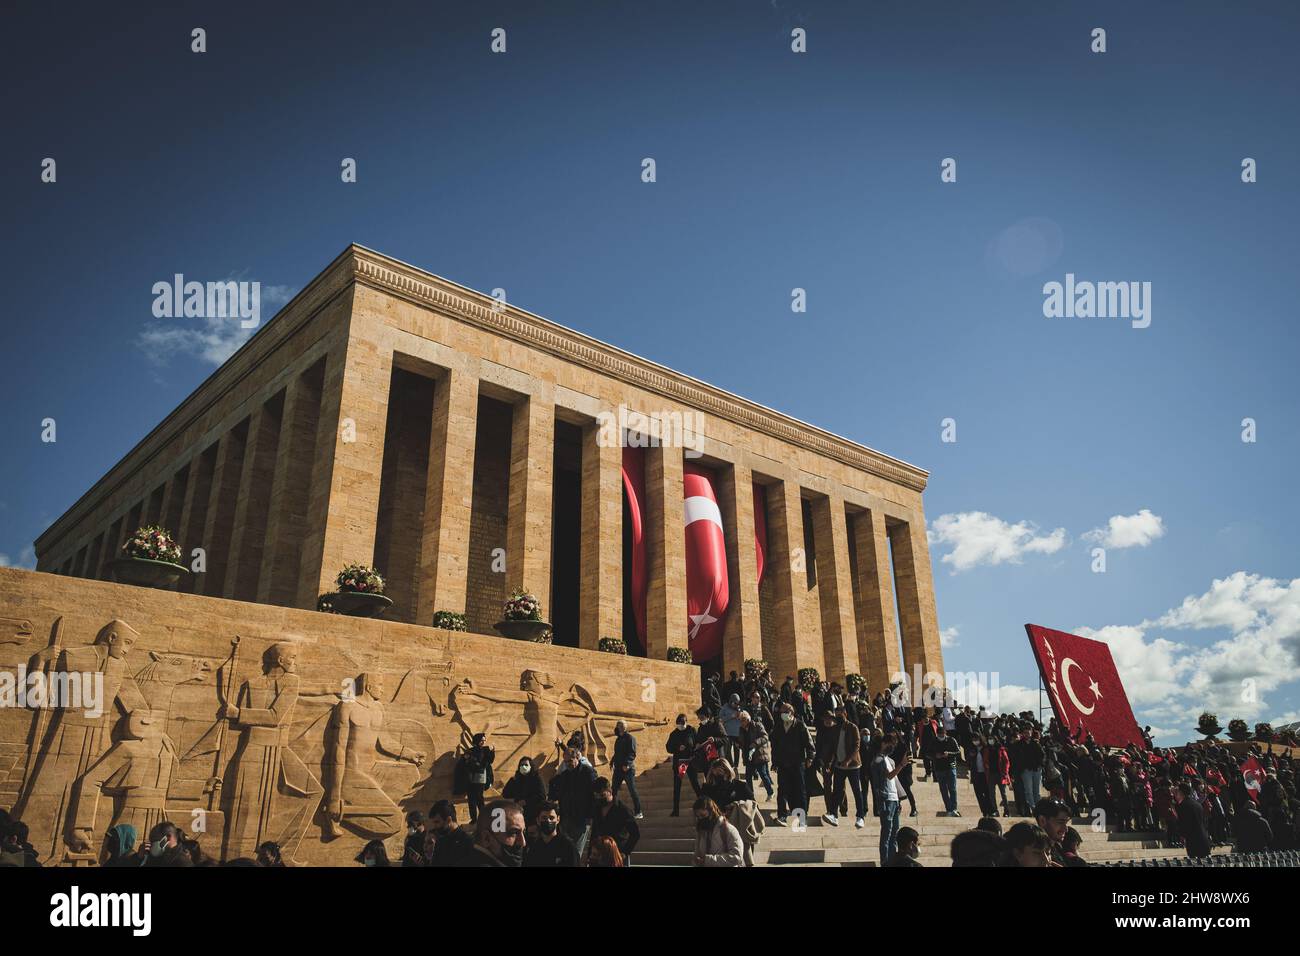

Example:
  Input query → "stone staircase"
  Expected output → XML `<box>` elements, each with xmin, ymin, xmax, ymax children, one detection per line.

<box><xmin>626</xmin><ymin>760</ymin><xmax>1228</xmax><ymax>867</ymax></box>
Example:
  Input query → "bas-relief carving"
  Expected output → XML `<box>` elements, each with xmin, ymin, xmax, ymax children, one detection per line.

<box><xmin>6</xmin><ymin>607</ymin><xmax>684</xmax><ymax>866</ymax></box>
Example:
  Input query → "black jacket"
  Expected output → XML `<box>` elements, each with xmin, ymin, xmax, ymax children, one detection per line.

<box><xmin>666</xmin><ymin>726</ymin><xmax>697</xmax><ymax>761</ymax></box>
<box><xmin>1177</xmin><ymin>798</ymin><xmax>1212</xmax><ymax>857</ymax></box>
<box><xmin>430</xmin><ymin>827</ymin><xmax>489</xmax><ymax>867</ymax></box>
<box><xmin>613</xmin><ymin>731</ymin><xmax>638</xmax><ymax>771</ymax></box>
<box><xmin>524</xmin><ymin>832</ymin><xmax>580</xmax><ymax>867</ymax></box>
<box><xmin>502</xmin><ymin>771</ymin><xmax>548</xmax><ymax>823</ymax></box>
<box><xmin>590</xmin><ymin>801</ymin><xmax>640</xmax><ymax>857</ymax></box>
<box><xmin>1233</xmin><ymin>805</ymin><xmax>1272</xmax><ymax>853</ymax></box>
<box><xmin>548</xmin><ymin>762</ymin><xmax>598</xmax><ymax>822</ymax></box>
<box><xmin>771</xmin><ymin>719</ymin><xmax>815</xmax><ymax>770</ymax></box>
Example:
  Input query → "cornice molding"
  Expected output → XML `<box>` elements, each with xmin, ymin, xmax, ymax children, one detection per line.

<box><xmin>349</xmin><ymin>247</ymin><xmax>929</xmax><ymax>493</ymax></box>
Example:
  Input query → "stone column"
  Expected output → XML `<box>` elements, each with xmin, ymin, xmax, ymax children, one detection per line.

<box><xmin>811</xmin><ymin>495</ymin><xmax>860</xmax><ymax>683</ymax></box>
<box><xmin>889</xmin><ymin>514</ymin><xmax>944</xmax><ymax>682</ymax></box>
<box><xmin>505</xmin><ymin>393</ymin><xmax>555</xmax><ymax>612</ymax></box>
<box><xmin>259</xmin><ymin>366</ymin><xmax>324</xmax><ymax>607</ymax></box>
<box><xmin>416</xmin><ymin>367</ymin><xmax>480</xmax><ymax>622</ymax></box>
<box><xmin>224</xmin><ymin>398</ymin><xmax>282</xmax><ymax>601</ymax></box>
<box><xmin>764</xmin><ymin>477</ymin><xmax>821</xmax><ymax>680</ymax></box>
<box><xmin>197</xmin><ymin>424</ymin><xmax>248</xmax><ymax>597</ymax></box>
<box><xmin>579</xmin><ymin>422</ymin><xmax>622</xmax><ymax>650</ymax></box>
<box><xmin>299</xmin><ymin>337</ymin><xmax>393</xmax><ymax>607</ymax></box>
<box><xmin>644</xmin><ymin>443</ymin><xmax>687</xmax><ymax>661</ymax></box>
<box><xmin>852</xmin><ymin>509</ymin><xmax>901</xmax><ymax>697</ymax></box>
<box><xmin>716</xmin><ymin>460</ymin><xmax>763</xmax><ymax>678</ymax></box>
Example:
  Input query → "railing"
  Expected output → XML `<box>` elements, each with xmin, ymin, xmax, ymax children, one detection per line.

<box><xmin>1106</xmin><ymin>850</ymin><xmax>1300</xmax><ymax>867</ymax></box>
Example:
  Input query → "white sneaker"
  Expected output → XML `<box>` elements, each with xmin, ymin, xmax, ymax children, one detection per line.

<box><xmin>822</xmin><ymin>814</ymin><xmax>839</xmax><ymax>827</ymax></box>
<box><xmin>634</xmin><ymin>812</ymin><xmax>644</xmax><ymax>820</ymax></box>
<box><xmin>854</xmin><ymin>817</ymin><xmax>865</xmax><ymax>829</ymax></box>
<box><xmin>773</xmin><ymin>816</ymin><xmax>787</xmax><ymax>827</ymax></box>
<box><xmin>950</xmin><ymin>810</ymin><xmax>962</xmax><ymax>817</ymax></box>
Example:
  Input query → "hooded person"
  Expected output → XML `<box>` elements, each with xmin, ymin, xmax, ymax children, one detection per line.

<box><xmin>101</xmin><ymin>823</ymin><xmax>140</xmax><ymax>867</ymax></box>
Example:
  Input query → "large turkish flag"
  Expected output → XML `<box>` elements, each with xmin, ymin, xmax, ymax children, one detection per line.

<box><xmin>1025</xmin><ymin>624</ymin><xmax>1144</xmax><ymax>748</ymax></box>
<box><xmin>683</xmin><ymin>463</ymin><xmax>729</xmax><ymax>663</ymax></box>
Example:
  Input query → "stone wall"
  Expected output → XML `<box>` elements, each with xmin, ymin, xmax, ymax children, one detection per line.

<box><xmin>0</xmin><ymin>568</ymin><xmax>697</xmax><ymax>866</ymax></box>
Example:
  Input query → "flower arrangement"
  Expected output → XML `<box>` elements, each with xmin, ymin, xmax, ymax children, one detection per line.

<box><xmin>503</xmin><ymin>590</ymin><xmax>542</xmax><ymax>622</ymax></box>
<box><xmin>743</xmin><ymin>658</ymin><xmax>769</xmax><ymax>680</ymax></box>
<box><xmin>1227</xmin><ymin>719</ymin><xmax>1250</xmax><ymax>742</ymax></box>
<box><xmin>798</xmin><ymin>667</ymin><xmax>821</xmax><ymax>690</ymax></box>
<box><xmin>667</xmin><ymin>646</ymin><xmax>692</xmax><ymax>664</ymax></box>
<box><xmin>432</xmin><ymin>610</ymin><xmax>467</xmax><ymax>631</ymax></box>
<box><xmin>844</xmin><ymin>673</ymin><xmax>866</xmax><ymax>696</ymax></box>
<box><xmin>336</xmin><ymin>563</ymin><xmax>385</xmax><ymax>595</ymax></box>
<box><xmin>1197</xmin><ymin>712</ymin><xmax>1222</xmax><ymax>737</ymax></box>
<box><xmin>1254</xmin><ymin>722</ymin><xmax>1274</xmax><ymax>742</ymax></box>
<box><xmin>598</xmin><ymin>637</ymin><xmax>628</xmax><ymax>655</ymax></box>
<box><xmin>120</xmin><ymin>525</ymin><xmax>182</xmax><ymax>564</ymax></box>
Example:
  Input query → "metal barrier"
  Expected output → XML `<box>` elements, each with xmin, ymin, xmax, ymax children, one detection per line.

<box><xmin>1106</xmin><ymin>850</ymin><xmax>1300</xmax><ymax>867</ymax></box>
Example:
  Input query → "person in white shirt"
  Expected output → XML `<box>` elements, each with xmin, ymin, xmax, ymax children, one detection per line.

<box><xmin>871</xmin><ymin>732</ymin><xmax>911</xmax><ymax>864</ymax></box>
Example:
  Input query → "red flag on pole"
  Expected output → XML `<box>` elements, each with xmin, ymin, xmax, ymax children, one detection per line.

<box><xmin>1241</xmin><ymin>756</ymin><xmax>1265</xmax><ymax>803</ymax></box>
<box><xmin>1025</xmin><ymin>624</ymin><xmax>1144</xmax><ymax>748</ymax></box>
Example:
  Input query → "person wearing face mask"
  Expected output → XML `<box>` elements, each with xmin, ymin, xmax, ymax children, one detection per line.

<box><xmin>884</xmin><ymin>826</ymin><xmax>923</xmax><ymax>867</ymax></box>
<box><xmin>548</xmin><ymin>746</ymin><xmax>598</xmax><ymax>858</ymax></box>
<box><xmin>356</xmin><ymin>839</ymin><xmax>391</xmax><ymax>867</ymax></box>
<box><xmin>140</xmin><ymin>821</ymin><xmax>193</xmax><ymax>867</ymax></box>
<box><xmin>523</xmin><ymin>801</ymin><xmax>579</xmax><ymax>867</ymax></box>
<box><xmin>589</xmin><ymin>777</ymin><xmax>640</xmax><ymax>865</ymax></box>
<box><xmin>466</xmin><ymin>799</ymin><xmax>528</xmax><ymax>867</ymax></box>
<box><xmin>610</xmin><ymin>720</ymin><xmax>644</xmax><ymax>819</ymax></box>
<box><xmin>502</xmin><ymin>757</ymin><xmax>547</xmax><ymax>827</ymax></box>
<box><xmin>692</xmin><ymin>797</ymin><xmax>743</xmax><ymax>867</ymax></box>
<box><xmin>770</xmin><ymin>702</ymin><xmax>815</xmax><ymax>827</ymax></box>
<box><xmin>665</xmin><ymin>714</ymin><xmax>699</xmax><ymax>816</ymax></box>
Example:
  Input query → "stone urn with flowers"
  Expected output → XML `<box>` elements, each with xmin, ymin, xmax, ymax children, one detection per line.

<box><xmin>111</xmin><ymin>525</ymin><xmax>189</xmax><ymax>590</ymax></box>
<box><xmin>494</xmin><ymin>589</ymin><xmax>552</xmax><ymax>643</ymax></box>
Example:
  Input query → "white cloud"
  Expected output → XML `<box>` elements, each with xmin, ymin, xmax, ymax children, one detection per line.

<box><xmin>1074</xmin><ymin>572</ymin><xmax>1300</xmax><ymax>743</ymax></box>
<box><xmin>940</xmin><ymin>626</ymin><xmax>960</xmax><ymax>648</ymax></box>
<box><xmin>1083</xmin><ymin>509</ymin><xmax>1165</xmax><ymax>549</ymax></box>
<box><xmin>928</xmin><ymin>511</ymin><xmax>1067</xmax><ymax>572</ymax></box>
<box><xmin>0</xmin><ymin>545</ymin><xmax>36</xmax><ymax>569</ymax></box>
<box><xmin>137</xmin><ymin>283</ymin><xmax>295</xmax><ymax>367</ymax></box>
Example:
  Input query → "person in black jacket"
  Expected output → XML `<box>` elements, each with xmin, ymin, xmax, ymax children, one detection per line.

<box><xmin>401</xmin><ymin>811</ymin><xmax>426</xmax><ymax>866</ymax></box>
<box><xmin>771</xmin><ymin>701</ymin><xmax>815</xmax><ymax>826</ymax></box>
<box><xmin>1233</xmin><ymin>800</ymin><xmax>1273</xmax><ymax>853</ymax></box>
<box><xmin>610</xmin><ymin>721</ymin><xmax>643</xmax><ymax>818</ymax></box>
<box><xmin>548</xmin><ymin>747</ymin><xmax>598</xmax><ymax>858</ymax></box>
<box><xmin>590</xmin><ymin>777</ymin><xmax>640</xmax><ymax>865</ymax></box>
<box><xmin>1175</xmin><ymin>782</ymin><xmax>1212</xmax><ymax>858</ymax></box>
<box><xmin>458</xmin><ymin>733</ymin><xmax>495</xmax><ymax>823</ymax></box>
<box><xmin>524</xmin><ymin>801</ymin><xmax>580</xmax><ymax>867</ymax></box>
<box><xmin>666</xmin><ymin>714</ymin><xmax>699</xmax><ymax>815</ymax></box>
<box><xmin>427</xmin><ymin>801</ymin><xmax>484</xmax><ymax>867</ymax></box>
<box><xmin>502</xmin><ymin>757</ymin><xmax>547</xmax><ymax>828</ymax></box>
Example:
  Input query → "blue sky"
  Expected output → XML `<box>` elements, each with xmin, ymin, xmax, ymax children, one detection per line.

<box><xmin>2</xmin><ymin>1</ymin><xmax>1297</xmax><ymax>741</ymax></box>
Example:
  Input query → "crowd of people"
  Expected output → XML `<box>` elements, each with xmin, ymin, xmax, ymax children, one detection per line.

<box><xmin>3</xmin><ymin>668</ymin><xmax>1296</xmax><ymax>868</ymax></box>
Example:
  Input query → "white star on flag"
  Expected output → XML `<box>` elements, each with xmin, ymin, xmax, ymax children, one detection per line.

<box><xmin>689</xmin><ymin>600</ymin><xmax>717</xmax><ymax>641</ymax></box>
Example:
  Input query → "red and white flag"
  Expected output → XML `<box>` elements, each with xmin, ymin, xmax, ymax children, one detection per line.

<box><xmin>1025</xmin><ymin>624</ymin><xmax>1144</xmax><ymax>749</ymax></box>
<box><xmin>683</xmin><ymin>463</ymin><xmax>729</xmax><ymax>662</ymax></box>
<box><xmin>1241</xmin><ymin>756</ymin><xmax>1265</xmax><ymax>802</ymax></box>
